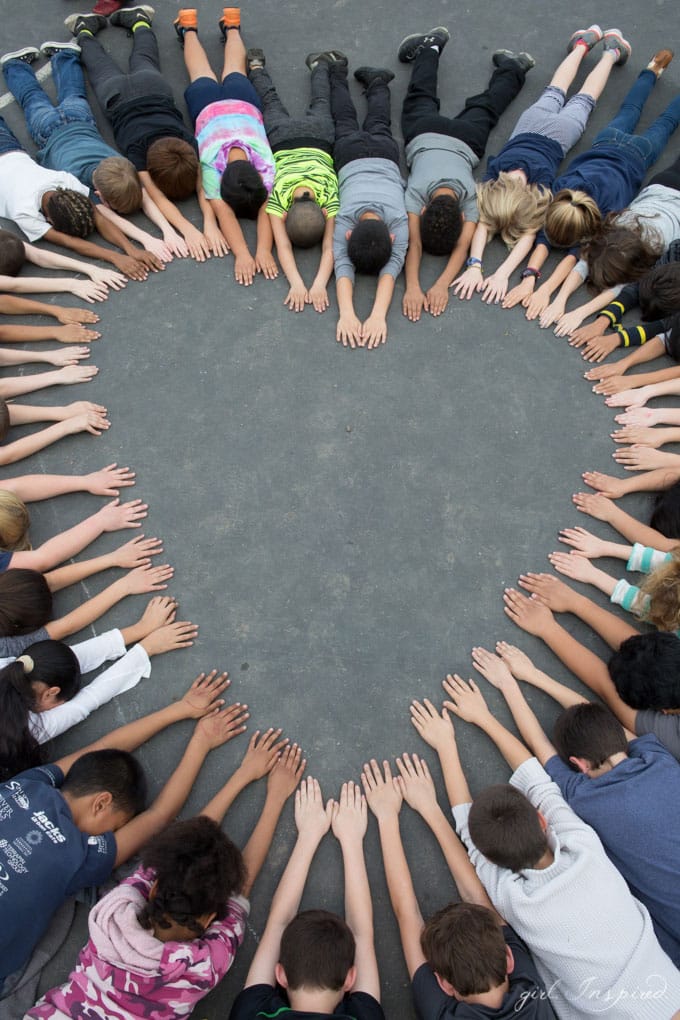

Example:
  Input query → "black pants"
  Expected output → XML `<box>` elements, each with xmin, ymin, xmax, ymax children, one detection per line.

<box><xmin>79</xmin><ymin>26</ymin><xmax>174</xmax><ymax>112</ymax></box>
<box><xmin>330</xmin><ymin>65</ymin><xmax>400</xmax><ymax>171</ymax></box>
<box><xmin>649</xmin><ymin>152</ymin><xmax>680</xmax><ymax>192</ymax></box>
<box><xmin>401</xmin><ymin>48</ymin><xmax>526</xmax><ymax>158</ymax></box>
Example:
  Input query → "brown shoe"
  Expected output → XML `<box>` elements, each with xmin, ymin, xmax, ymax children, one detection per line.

<box><xmin>647</xmin><ymin>48</ymin><xmax>674</xmax><ymax>77</ymax></box>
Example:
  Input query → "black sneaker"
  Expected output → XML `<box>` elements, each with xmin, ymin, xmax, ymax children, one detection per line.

<box><xmin>305</xmin><ymin>50</ymin><xmax>348</xmax><ymax>71</ymax></box>
<box><xmin>354</xmin><ymin>66</ymin><xmax>395</xmax><ymax>88</ymax></box>
<box><xmin>0</xmin><ymin>46</ymin><xmax>40</xmax><ymax>66</ymax></box>
<box><xmin>397</xmin><ymin>27</ymin><xmax>449</xmax><ymax>63</ymax></box>
<box><xmin>40</xmin><ymin>41</ymin><xmax>82</xmax><ymax>58</ymax></box>
<box><xmin>110</xmin><ymin>5</ymin><xmax>155</xmax><ymax>30</ymax></box>
<box><xmin>246</xmin><ymin>47</ymin><xmax>266</xmax><ymax>71</ymax></box>
<box><xmin>492</xmin><ymin>49</ymin><xmax>536</xmax><ymax>73</ymax></box>
<box><xmin>64</xmin><ymin>12</ymin><xmax>107</xmax><ymax>37</ymax></box>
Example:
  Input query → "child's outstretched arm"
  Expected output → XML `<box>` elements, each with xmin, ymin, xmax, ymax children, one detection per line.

<box><xmin>0</xmin><ymin>295</ymin><xmax>98</xmax><ymax>325</ymax></box>
<box><xmin>572</xmin><ymin>489</ymin><xmax>680</xmax><ymax>553</ymax></box>
<box><xmin>336</xmin><ymin>277</ymin><xmax>362</xmax><ymax>349</ymax></box>
<box><xmin>451</xmin><ymin>222</ymin><xmax>488</xmax><ymax>300</ymax></box>
<box><xmin>517</xmin><ymin>570</ymin><xmax>638</xmax><ymax>648</ymax></box>
<box><xmin>0</xmin><ymin>273</ymin><xmax>111</xmax><ymax>304</ymax></box>
<box><xmin>196</xmin><ymin>183</ymin><xmax>229</xmax><ymax>258</ymax></box>
<box><xmin>0</xmin><ymin>320</ymin><xmax>99</xmax><ymax>344</ymax></box>
<box><xmin>243</xmin><ymin>776</ymin><xmax>334</xmax><ymax>988</ymax></box>
<box><xmin>539</xmin><ymin>263</ymin><xmax>587</xmax><ymax>330</ymax></box>
<box><xmin>426</xmin><ymin>219</ymin><xmax>477</xmax><ymax>316</ymax></box>
<box><xmin>308</xmin><ymin>216</ymin><xmax>336</xmax><ymax>313</ymax></box>
<box><xmin>362</xmin><ymin>274</ymin><xmax>396</xmax><ymax>349</ymax></box>
<box><xmin>95</xmin><ymin>204</ymin><xmax>169</xmax><ymax>268</ymax></box>
<box><xmin>254</xmin><ymin>205</ymin><xmax>278</xmax><ymax>280</ymax></box>
<box><xmin>442</xmin><ymin>674</ymin><xmax>533</xmax><ymax>772</ymax></box>
<box><xmin>552</xmin><ymin>279</ymin><xmax>618</xmax><ymax>338</ymax></box>
<box><xmin>501</xmin><ymin>241</ymin><xmax>550</xmax><ymax>309</ymax></box>
<box><xmin>403</xmin><ymin>212</ymin><xmax>426</xmax><ymax>322</ymax></box>
<box><xmin>0</xmin><ymin>406</ymin><xmax>109</xmax><ymax>466</ymax></box>
<box><xmin>332</xmin><ymin>780</ymin><xmax>380</xmax><ymax>1000</ymax></box>
<box><xmin>523</xmin><ymin>252</ymin><xmax>578</xmax><ymax>321</ymax></box>
<box><xmin>582</xmin><ymin>466</ymin><xmax>680</xmax><ymax>499</ymax></box>
<box><xmin>44</xmin><ymin>534</ymin><xmax>162</xmax><ymax>592</ymax></box>
<box><xmin>270</xmin><ymin>215</ymin><xmax>308</xmax><ymax>313</ymax></box>
<box><xmin>494</xmin><ymin>641</ymin><xmax>589</xmax><ymax>710</ymax></box>
<box><xmin>585</xmin><ymin>336</ymin><xmax>667</xmax><ymax>385</ymax></box>
<box><xmin>479</xmin><ymin>231</ymin><xmax>537</xmax><ymax>306</ymax></box>
<box><xmin>409</xmin><ymin>698</ymin><xmax>471</xmax><ymax>808</ymax></box>
<box><xmin>43</xmin><ymin>218</ymin><xmax>148</xmax><ymax>283</ymax></box>
<box><xmin>22</xmin><ymin>241</ymin><xmax>128</xmax><ymax>292</ymax></box>
<box><xmin>138</xmin><ymin>170</ymin><xmax>210</xmax><ymax>262</ymax></box>
<box><xmin>0</xmin><ymin>363</ymin><xmax>97</xmax><ymax>401</ymax></box>
<box><xmin>140</xmin><ymin>187</ymin><xmax>187</xmax><ymax>258</ymax></box>
<box><xmin>210</xmin><ymin>198</ymin><xmax>257</xmax><ymax>285</ymax></box>
<box><xmin>2</xmin><ymin>463</ymin><xmax>135</xmax><ymax>502</ymax></box>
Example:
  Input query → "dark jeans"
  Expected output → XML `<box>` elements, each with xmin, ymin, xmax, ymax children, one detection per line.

<box><xmin>401</xmin><ymin>48</ymin><xmax>526</xmax><ymax>158</ymax></box>
<box><xmin>79</xmin><ymin>26</ymin><xmax>174</xmax><ymax>112</ymax></box>
<box><xmin>249</xmin><ymin>64</ymin><xmax>335</xmax><ymax>149</ymax></box>
<box><xmin>2</xmin><ymin>50</ymin><xmax>94</xmax><ymax>148</ymax></box>
<box><xmin>329</xmin><ymin>65</ymin><xmax>399</xmax><ymax>171</ymax></box>
<box><xmin>0</xmin><ymin>115</ymin><xmax>23</xmax><ymax>156</ymax></box>
<box><xmin>593</xmin><ymin>69</ymin><xmax>680</xmax><ymax>169</ymax></box>
<box><xmin>649</xmin><ymin>152</ymin><xmax>680</xmax><ymax>192</ymax></box>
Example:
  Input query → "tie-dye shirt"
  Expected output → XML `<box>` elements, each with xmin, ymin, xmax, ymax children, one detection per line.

<box><xmin>195</xmin><ymin>100</ymin><xmax>275</xmax><ymax>201</ymax></box>
<box><xmin>28</xmin><ymin>866</ymin><xmax>249</xmax><ymax>1020</ymax></box>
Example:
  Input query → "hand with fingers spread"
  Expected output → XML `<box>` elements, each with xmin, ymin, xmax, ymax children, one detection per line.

<box><xmin>568</xmin><ymin>316</ymin><xmax>609</xmax><ymax>350</ymax></box>
<box><xmin>480</xmin><ymin>271</ymin><xmax>510</xmax><ymax>306</ymax></box>
<box><xmin>558</xmin><ymin>526</ymin><xmax>610</xmax><ymax>558</ymax></box>
<box><xmin>524</xmin><ymin>285</ymin><xmax>551</xmax><ymax>321</ymax></box>
<box><xmin>409</xmin><ymin>698</ymin><xmax>456</xmax><ymax>751</ymax></box>
<box><xmin>336</xmin><ymin>311</ymin><xmax>362</xmax><ymax>348</ymax></box>
<box><xmin>572</xmin><ymin>491</ymin><xmax>617</xmax><ymax>522</ymax></box>
<box><xmin>471</xmin><ymin>646</ymin><xmax>518</xmax><ymax>693</ymax></box>
<box><xmin>584</xmin><ymin>362</ymin><xmax>621</xmax><ymax>382</ymax></box>
<box><xmin>495</xmin><ymin>641</ymin><xmax>537</xmax><ymax>683</ymax></box>
<box><xmin>503</xmin><ymin>587</ymin><xmax>555</xmax><ymax>634</ymax></box>
<box><xmin>295</xmin><ymin>775</ymin><xmax>334</xmax><ymax>840</ymax></box>
<box><xmin>548</xmin><ymin>550</ymin><xmax>602</xmax><ymax>585</ymax></box>
<box><xmin>255</xmin><ymin>249</ymin><xmax>279</xmax><ymax>280</ymax></box>
<box><xmin>110</xmin><ymin>535</ymin><xmax>163</xmax><ymax>570</ymax></box>
<box><xmin>395</xmin><ymin>753</ymin><xmax>438</xmax><ymax>816</ymax></box>
<box><xmin>239</xmin><ymin>728</ymin><xmax>289</xmax><ymax>783</ymax></box>
<box><xmin>135</xmin><ymin>593</ymin><xmax>177</xmax><ymax>633</ymax></box>
<box><xmin>54</xmin><ymin>306</ymin><xmax>100</xmax><ymax>326</ymax></box>
<box><xmin>45</xmin><ymin>346</ymin><xmax>91</xmax><ymax>367</ymax></box>
<box><xmin>502</xmin><ymin>275</ymin><xmax>535</xmax><ymax>309</ymax></box>
<box><xmin>553</xmin><ymin>308</ymin><xmax>584</xmax><ymax>338</ymax></box>
<box><xmin>123</xmin><ymin>562</ymin><xmax>174</xmax><ymax>594</ymax></box>
<box><xmin>611</xmin><ymin>426</ymin><xmax>665</xmax><ymax>448</ymax></box>
<box><xmin>97</xmin><ymin>497</ymin><xmax>148</xmax><ymax>532</ymax></box>
<box><xmin>442</xmin><ymin>674</ymin><xmax>492</xmax><ymax>727</ymax></box>
<box><xmin>604</xmin><ymin>387</ymin><xmax>651</xmax><ymax>409</ymax></box>
<box><xmin>332</xmin><ymin>780</ymin><xmax>368</xmax><ymax>844</ymax></box>
<box><xmin>581</xmin><ymin>471</ymin><xmax>629</xmax><ymax>499</ymax></box>
<box><xmin>452</xmin><ymin>267</ymin><xmax>483</xmax><ymax>302</ymax></box>
<box><xmin>141</xmin><ymin>619</ymin><xmax>199</xmax><ymax>656</ymax></box>
<box><xmin>613</xmin><ymin>445</ymin><xmax>677</xmax><ymax>472</ymax></box>
<box><xmin>425</xmin><ymin>282</ymin><xmax>449</xmax><ymax>317</ymax></box>
<box><xmin>63</xmin><ymin>410</ymin><xmax>110</xmax><ymax>436</ymax></box>
<box><xmin>83</xmin><ymin>463</ymin><xmax>136</xmax><ymax>497</ymax></box>
<box><xmin>193</xmin><ymin>701</ymin><xmax>251</xmax><ymax>749</ymax></box>
<box><xmin>615</xmin><ymin>407</ymin><xmax>662</xmax><ymax>428</ymax></box>
<box><xmin>518</xmin><ymin>572</ymin><xmax>578</xmax><ymax>612</ymax></box>
<box><xmin>577</xmin><ymin>332</ymin><xmax>621</xmax><ymax>363</ymax></box>
<box><xmin>593</xmin><ymin>375</ymin><xmax>632</xmax><ymax>396</ymax></box>
<box><xmin>361</xmin><ymin>759</ymin><xmax>402</xmax><ymax>820</ymax></box>
<box><xmin>54</xmin><ymin>364</ymin><xmax>99</xmax><ymax>385</ymax></box>
<box><xmin>180</xmin><ymin>670</ymin><xmax>232</xmax><ymax>718</ymax></box>
<box><xmin>267</xmin><ymin>743</ymin><xmax>306</xmax><ymax>804</ymax></box>
<box><xmin>362</xmin><ymin>314</ymin><xmax>388</xmax><ymax>349</ymax></box>
<box><xmin>234</xmin><ymin>252</ymin><xmax>256</xmax><ymax>286</ymax></box>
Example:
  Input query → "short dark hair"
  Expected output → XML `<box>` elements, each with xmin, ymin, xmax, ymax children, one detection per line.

<box><xmin>139</xmin><ymin>816</ymin><xmax>246</xmax><ymax>936</ymax></box>
<box><xmin>0</xmin><ymin>229</ymin><xmax>26</xmax><ymax>275</ymax></box>
<box><xmin>0</xmin><ymin>568</ymin><xmax>53</xmax><ymax>636</ymax></box>
<box><xmin>0</xmin><ymin>398</ymin><xmax>10</xmax><ymax>442</ymax></box>
<box><xmin>468</xmin><ymin>785</ymin><xmax>547</xmax><ymax>872</ymax></box>
<box><xmin>663</xmin><ymin>312</ymin><xmax>680</xmax><ymax>363</ymax></box>
<box><xmin>286</xmin><ymin>197</ymin><xmax>326</xmax><ymax>248</ymax></box>
<box><xmin>421</xmin><ymin>902</ymin><xmax>508</xmax><ymax>996</ymax></box>
<box><xmin>220</xmin><ymin>161</ymin><xmax>267</xmax><ymax>219</ymax></box>
<box><xmin>420</xmin><ymin>195</ymin><xmax>462</xmax><ymax>255</ymax></box>
<box><xmin>347</xmin><ymin>219</ymin><xmax>392</xmax><ymax>274</ymax></box>
<box><xmin>552</xmin><ymin>703</ymin><xmax>628</xmax><ymax>769</ymax></box>
<box><xmin>582</xmin><ymin>217</ymin><xmax>664</xmax><ymax>291</ymax></box>
<box><xmin>280</xmin><ymin>909</ymin><xmax>355</xmax><ymax>991</ymax></box>
<box><xmin>608</xmin><ymin>632</ymin><xmax>680</xmax><ymax>710</ymax></box>
<box><xmin>61</xmin><ymin>749</ymin><xmax>147</xmax><ymax>817</ymax></box>
<box><xmin>44</xmin><ymin>189</ymin><xmax>95</xmax><ymax>237</ymax></box>
<box><xmin>650</xmin><ymin>481</ymin><xmax>680</xmax><ymax>539</ymax></box>
<box><xmin>638</xmin><ymin>263</ymin><xmax>680</xmax><ymax>321</ymax></box>
<box><xmin>146</xmin><ymin>138</ymin><xmax>199</xmax><ymax>201</ymax></box>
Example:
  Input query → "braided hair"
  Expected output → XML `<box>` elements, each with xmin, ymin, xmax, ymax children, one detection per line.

<box><xmin>44</xmin><ymin>189</ymin><xmax>96</xmax><ymax>238</ymax></box>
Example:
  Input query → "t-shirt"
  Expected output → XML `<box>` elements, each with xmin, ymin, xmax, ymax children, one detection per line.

<box><xmin>0</xmin><ymin>151</ymin><xmax>89</xmax><ymax>242</ymax></box>
<box><xmin>28</xmin><ymin>866</ymin><xmax>249</xmax><ymax>1020</ymax></box>
<box><xmin>229</xmin><ymin>985</ymin><xmax>385</xmax><ymax>1020</ymax></box>
<box><xmin>545</xmin><ymin>736</ymin><xmax>680</xmax><ymax>966</ymax></box>
<box><xmin>404</xmin><ymin>132</ymin><xmax>479</xmax><ymax>222</ymax></box>
<box><xmin>0</xmin><ymin>627</ymin><xmax>49</xmax><ymax>658</ymax></box>
<box><xmin>0</xmin><ymin>764</ymin><xmax>116</xmax><ymax>986</ymax></box>
<box><xmin>618</xmin><ymin>184</ymin><xmax>680</xmax><ymax>252</ymax></box>
<box><xmin>412</xmin><ymin>926</ymin><xmax>555</xmax><ymax>1018</ymax></box>
<box><xmin>636</xmin><ymin>709</ymin><xmax>680</xmax><ymax>761</ymax></box>
<box><xmin>108</xmin><ymin>95</ymin><xmax>197</xmax><ymax>172</ymax></box>
<box><xmin>195</xmin><ymin>100</ymin><xmax>275</xmax><ymax>201</ymax></box>
<box><xmin>334</xmin><ymin>158</ymin><xmax>408</xmax><ymax>281</ymax></box>
<box><xmin>266</xmin><ymin>147</ymin><xmax>339</xmax><ymax>219</ymax></box>
<box><xmin>484</xmin><ymin>132</ymin><xmax>564</xmax><ymax>189</ymax></box>
<box><xmin>38</xmin><ymin>122</ymin><xmax>118</xmax><ymax>190</ymax></box>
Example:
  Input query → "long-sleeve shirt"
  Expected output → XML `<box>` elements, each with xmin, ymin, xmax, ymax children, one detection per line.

<box><xmin>598</xmin><ymin>238</ymin><xmax>680</xmax><ymax>347</ymax></box>
<box><xmin>610</xmin><ymin>543</ymin><xmax>673</xmax><ymax>620</ymax></box>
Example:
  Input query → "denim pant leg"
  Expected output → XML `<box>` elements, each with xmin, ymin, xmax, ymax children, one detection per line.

<box><xmin>50</xmin><ymin>50</ymin><xmax>96</xmax><ymax>127</ymax></box>
<box><xmin>401</xmin><ymin>48</ymin><xmax>441</xmax><ymax>143</ymax></box>
<box><xmin>639</xmin><ymin>93</ymin><xmax>680</xmax><ymax>169</ymax></box>
<box><xmin>598</xmin><ymin>69</ymin><xmax>657</xmax><ymax>137</ymax></box>
<box><xmin>0</xmin><ymin>115</ymin><xmax>23</xmax><ymax>156</ymax></box>
<box><xmin>2</xmin><ymin>60</ymin><xmax>61</xmax><ymax>148</ymax></box>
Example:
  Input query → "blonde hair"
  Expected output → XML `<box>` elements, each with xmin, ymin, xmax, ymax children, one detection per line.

<box><xmin>640</xmin><ymin>551</ymin><xmax>680</xmax><ymax>632</ymax></box>
<box><xmin>0</xmin><ymin>490</ymin><xmax>30</xmax><ymax>552</ymax></box>
<box><xmin>92</xmin><ymin>156</ymin><xmax>143</xmax><ymax>214</ymax></box>
<box><xmin>477</xmin><ymin>174</ymin><xmax>551</xmax><ymax>247</ymax></box>
<box><xmin>543</xmin><ymin>189</ymin><xmax>602</xmax><ymax>249</ymax></box>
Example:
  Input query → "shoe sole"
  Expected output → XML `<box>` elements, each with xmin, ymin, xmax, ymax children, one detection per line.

<box><xmin>0</xmin><ymin>47</ymin><xmax>40</xmax><ymax>65</ymax></box>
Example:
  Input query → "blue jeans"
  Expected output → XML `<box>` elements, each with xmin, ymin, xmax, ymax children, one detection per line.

<box><xmin>2</xmin><ymin>51</ymin><xmax>95</xmax><ymax>148</ymax></box>
<box><xmin>0</xmin><ymin>116</ymin><xmax>22</xmax><ymax>155</ymax></box>
<box><xmin>594</xmin><ymin>69</ymin><xmax>680</xmax><ymax>169</ymax></box>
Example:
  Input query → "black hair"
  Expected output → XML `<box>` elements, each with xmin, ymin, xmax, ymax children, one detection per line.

<box><xmin>662</xmin><ymin>312</ymin><xmax>680</xmax><ymax>363</ymax></box>
<box><xmin>61</xmin><ymin>749</ymin><xmax>147</xmax><ymax>817</ymax></box>
<box><xmin>650</xmin><ymin>481</ymin><xmax>680</xmax><ymax>540</ymax></box>
<box><xmin>138</xmin><ymin>816</ymin><xmax>246</xmax><ymax>936</ymax></box>
<box><xmin>347</xmin><ymin>219</ymin><xmax>392</xmax><ymax>274</ymax></box>
<box><xmin>286</xmin><ymin>196</ymin><xmax>326</xmax><ymax>248</ymax></box>
<box><xmin>0</xmin><ymin>398</ymin><xmax>9</xmax><ymax>442</ymax></box>
<box><xmin>420</xmin><ymin>194</ymin><xmax>462</xmax><ymax>255</ymax></box>
<box><xmin>552</xmin><ymin>703</ymin><xmax>628</xmax><ymax>769</ymax></box>
<box><xmin>280</xmin><ymin>909</ymin><xmax>355</xmax><ymax>991</ymax></box>
<box><xmin>44</xmin><ymin>189</ymin><xmax>96</xmax><ymax>238</ymax></box>
<box><xmin>608</xmin><ymin>631</ymin><xmax>680</xmax><ymax>710</ymax></box>
<box><xmin>0</xmin><ymin>229</ymin><xmax>26</xmax><ymax>276</ymax></box>
<box><xmin>638</xmin><ymin>263</ymin><xmax>680</xmax><ymax>322</ymax></box>
<box><xmin>0</xmin><ymin>569</ymin><xmax>53</xmax><ymax>636</ymax></box>
<box><xmin>219</xmin><ymin>162</ymin><xmax>267</xmax><ymax>219</ymax></box>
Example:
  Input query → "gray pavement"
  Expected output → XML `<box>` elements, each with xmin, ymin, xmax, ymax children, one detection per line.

<box><xmin>0</xmin><ymin>0</ymin><xmax>675</xmax><ymax>1015</ymax></box>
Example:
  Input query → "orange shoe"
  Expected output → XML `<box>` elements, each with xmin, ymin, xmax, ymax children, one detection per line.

<box><xmin>173</xmin><ymin>8</ymin><xmax>197</xmax><ymax>45</ymax></box>
<box><xmin>647</xmin><ymin>48</ymin><xmax>674</xmax><ymax>77</ymax></box>
<box><xmin>219</xmin><ymin>7</ymin><xmax>240</xmax><ymax>38</ymax></box>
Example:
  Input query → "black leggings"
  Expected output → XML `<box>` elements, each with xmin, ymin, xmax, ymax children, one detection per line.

<box><xmin>649</xmin><ymin>152</ymin><xmax>680</xmax><ymax>192</ymax></box>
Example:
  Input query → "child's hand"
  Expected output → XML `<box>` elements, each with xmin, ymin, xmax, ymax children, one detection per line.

<box><xmin>611</xmin><ymin>426</ymin><xmax>663</xmax><ymax>448</ymax></box>
<box><xmin>572</xmin><ymin>490</ymin><xmax>617</xmax><ymax>521</ymax></box>
<box><xmin>558</xmin><ymin>526</ymin><xmax>608</xmax><ymax>558</ymax></box>
<box><xmin>54</xmin><ymin>324</ymin><xmax>100</xmax><ymax>343</ymax></box>
<box><xmin>98</xmin><ymin>497</ymin><xmax>148</xmax><ymax>532</ymax></box>
<box><xmin>361</xmin><ymin>759</ymin><xmax>402</xmax><ymax>820</ymax></box>
<box><xmin>255</xmin><ymin>249</ymin><xmax>278</xmax><ymax>280</ymax></box>
<box><xmin>584</xmin><ymin>362</ymin><xmax>621</xmax><ymax>382</ymax></box>
<box><xmin>63</xmin><ymin>410</ymin><xmax>110</xmax><ymax>436</ymax></box>
<box><xmin>471</xmin><ymin>646</ymin><xmax>518</xmax><ymax>692</ymax></box>
<box><xmin>140</xmin><ymin>235</ymin><xmax>173</xmax><ymax>264</ymax></box>
<box><xmin>548</xmin><ymin>550</ymin><xmax>600</xmax><ymax>585</ymax></box>
<box><xmin>614</xmin><ymin>407</ymin><xmax>661</xmax><ymax>427</ymax></box>
<box><xmin>337</xmin><ymin>311</ymin><xmax>362</xmax><ymax>348</ymax></box>
<box><xmin>613</xmin><ymin>445</ymin><xmax>675</xmax><ymax>471</ymax></box>
<box><xmin>86</xmin><ymin>265</ymin><xmax>127</xmax><ymax>291</ymax></box>
<box><xmin>579</xmin><ymin>332</ymin><xmax>621</xmax><ymax>363</ymax></box>
<box><xmin>362</xmin><ymin>313</ymin><xmax>387</xmax><ymax>349</ymax></box>
<box><xmin>55</xmin><ymin>306</ymin><xmax>100</xmax><ymax>325</ymax></box>
<box><xmin>518</xmin><ymin>571</ymin><xmax>578</xmax><ymax>612</ymax></box>
<box><xmin>84</xmin><ymin>462</ymin><xmax>135</xmax><ymax>496</ymax></box>
<box><xmin>553</xmin><ymin>308</ymin><xmax>584</xmax><ymax>337</ymax></box>
<box><xmin>204</xmin><ymin>224</ymin><xmax>229</xmax><ymax>258</ymax></box>
<box><xmin>163</xmin><ymin>228</ymin><xmax>189</xmax><ymax>259</ymax></box>
<box><xmin>55</xmin><ymin>363</ymin><xmax>99</xmax><ymax>385</ymax></box>
<box><xmin>141</xmin><ymin>619</ymin><xmax>198</xmax><ymax>655</ymax></box>
<box><xmin>111</xmin><ymin>253</ymin><xmax>149</xmax><ymax>282</ymax></box>
<box><xmin>425</xmin><ymin>281</ymin><xmax>449</xmax><ymax>317</ymax></box>
<box><xmin>442</xmin><ymin>674</ymin><xmax>492</xmax><ymax>727</ymax></box>
<box><xmin>182</xmin><ymin>224</ymin><xmax>211</xmax><ymax>263</ymax></box>
<box><xmin>239</xmin><ymin>728</ymin><xmax>288</xmax><ymax>782</ymax></box>
<box><xmin>605</xmin><ymin>387</ymin><xmax>650</xmax><ymax>409</ymax></box>
<box><xmin>503</xmin><ymin>587</ymin><xmax>555</xmax><ymax>634</ymax></box>
<box><xmin>403</xmin><ymin>285</ymin><xmax>426</xmax><ymax>321</ymax></box>
<box><xmin>136</xmin><ymin>593</ymin><xmax>177</xmax><ymax>632</ymax></box>
<box><xmin>331</xmin><ymin>780</ymin><xmax>367</xmax><ymax>843</ymax></box>
<box><xmin>284</xmin><ymin>284</ymin><xmax>308</xmax><ymax>313</ymax></box>
<box><xmin>481</xmin><ymin>271</ymin><xmax>509</xmax><ymax>305</ymax></box>
<box><xmin>452</xmin><ymin>267</ymin><xmax>483</xmax><ymax>301</ymax></box>
<box><xmin>267</xmin><ymin>743</ymin><xmax>306</xmax><ymax>802</ymax></box>
<box><xmin>502</xmin><ymin>275</ymin><xmax>535</xmax><ymax>309</ymax></box>
<box><xmin>524</xmin><ymin>284</ymin><xmax>551</xmax><ymax>321</ymax></box>
<box><xmin>123</xmin><ymin>562</ymin><xmax>174</xmax><ymax>593</ymax></box>
<box><xmin>593</xmin><ymin>375</ymin><xmax>630</xmax><ymax>396</ymax></box>
<box><xmin>495</xmin><ymin>640</ymin><xmax>536</xmax><ymax>682</ymax></box>
<box><xmin>47</xmin><ymin>345</ymin><xmax>91</xmax><ymax>366</ymax></box>
<box><xmin>111</xmin><ymin>534</ymin><xmax>163</xmax><ymax>568</ymax></box>
<box><xmin>295</xmin><ymin>776</ymin><xmax>333</xmax><ymax>840</ymax></box>
<box><xmin>234</xmin><ymin>252</ymin><xmax>256</xmax><ymax>286</ymax></box>
<box><xmin>136</xmin><ymin>248</ymin><xmax>165</xmax><ymax>273</ymax></box>
<box><xmin>179</xmin><ymin>670</ymin><xmax>231</xmax><ymax>717</ymax></box>
<box><xmin>395</xmin><ymin>753</ymin><xmax>438</xmax><ymax>814</ymax></box>
<box><xmin>194</xmin><ymin>702</ymin><xmax>250</xmax><ymax>749</ymax></box>
<box><xmin>308</xmin><ymin>283</ymin><xmax>329</xmax><ymax>313</ymax></box>
<box><xmin>409</xmin><ymin>698</ymin><xmax>455</xmax><ymax>750</ymax></box>
<box><xmin>581</xmin><ymin>471</ymin><xmax>629</xmax><ymax>499</ymax></box>
<box><xmin>568</xmin><ymin>317</ymin><xmax>608</xmax><ymax>349</ymax></box>
<box><xmin>538</xmin><ymin>299</ymin><xmax>564</xmax><ymax>330</ymax></box>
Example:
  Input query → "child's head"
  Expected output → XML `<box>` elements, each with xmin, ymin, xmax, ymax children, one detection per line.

<box><xmin>421</xmin><ymin>902</ymin><xmax>511</xmax><ymax>999</ymax></box>
<box><xmin>0</xmin><ymin>641</ymin><xmax>81</xmax><ymax>783</ymax></box>
<box><xmin>650</xmin><ymin>482</ymin><xmax>680</xmax><ymax>540</ymax></box>
<box><xmin>347</xmin><ymin>218</ymin><xmax>392</xmax><ymax>274</ymax></box>
<box><xmin>44</xmin><ymin>189</ymin><xmax>95</xmax><ymax>238</ymax></box>
<box><xmin>638</xmin><ymin>263</ymin><xmax>680</xmax><ymax>321</ymax></box>
<box><xmin>0</xmin><ymin>568</ymin><xmax>52</xmax><ymax>636</ymax></box>
<box><xmin>420</xmin><ymin>195</ymin><xmax>462</xmax><ymax>255</ymax></box>
<box><xmin>608</xmin><ymin>631</ymin><xmax>680</xmax><ymax>710</ymax></box>
<box><xmin>220</xmin><ymin>162</ymin><xmax>267</xmax><ymax>219</ymax></box>
<box><xmin>0</xmin><ymin>229</ymin><xmax>26</xmax><ymax>276</ymax></box>
<box><xmin>138</xmin><ymin>816</ymin><xmax>246</xmax><ymax>937</ymax></box>
<box><xmin>582</xmin><ymin>217</ymin><xmax>664</xmax><ymax>291</ymax></box>
<box><xmin>278</xmin><ymin>909</ymin><xmax>356</xmax><ymax>993</ymax></box>
<box><xmin>0</xmin><ymin>489</ymin><xmax>30</xmax><ymax>551</ymax></box>
<box><xmin>60</xmin><ymin>748</ymin><xmax>147</xmax><ymax>833</ymax></box>
<box><xmin>468</xmin><ymin>784</ymin><xmax>548</xmax><ymax>872</ymax></box>
<box><xmin>477</xmin><ymin>175</ymin><xmax>551</xmax><ymax>248</ymax></box>
<box><xmin>639</xmin><ymin>549</ymin><xmax>680</xmax><ymax>631</ymax></box>
<box><xmin>286</xmin><ymin>195</ymin><xmax>326</xmax><ymax>248</ymax></box>
<box><xmin>543</xmin><ymin>189</ymin><xmax>602</xmax><ymax>249</ymax></box>
<box><xmin>552</xmin><ymin>702</ymin><xmax>628</xmax><ymax>772</ymax></box>
<box><xmin>146</xmin><ymin>138</ymin><xmax>199</xmax><ymax>201</ymax></box>
<box><xmin>92</xmin><ymin>156</ymin><xmax>143</xmax><ymax>214</ymax></box>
